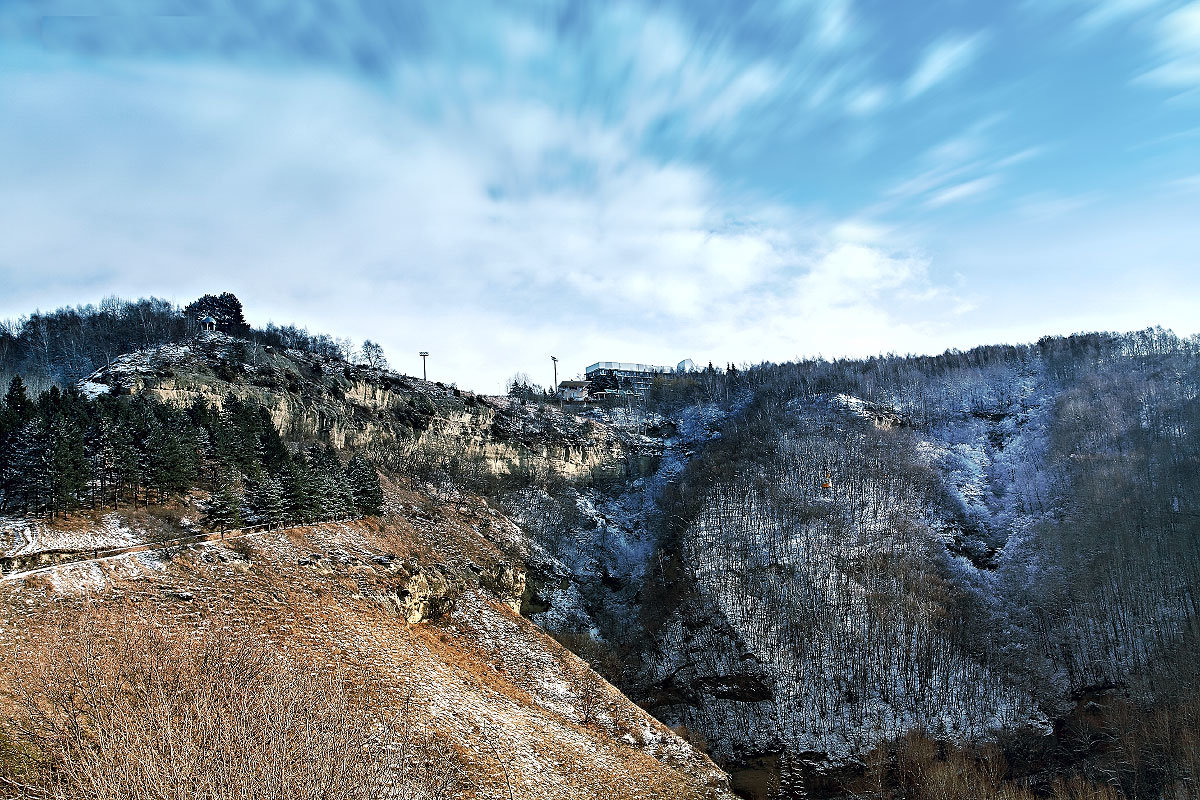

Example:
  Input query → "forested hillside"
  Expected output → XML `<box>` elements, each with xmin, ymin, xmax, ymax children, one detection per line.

<box><xmin>0</xmin><ymin>301</ymin><xmax>1196</xmax><ymax>800</ymax></box>
<box><xmin>0</xmin><ymin>374</ymin><xmax>383</xmax><ymax>525</ymax></box>
<box><xmin>0</xmin><ymin>294</ymin><xmax>358</xmax><ymax>392</ymax></box>
<box><xmin>481</xmin><ymin>329</ymin><xmax>1200</xmax><ymax>798</ymax></box>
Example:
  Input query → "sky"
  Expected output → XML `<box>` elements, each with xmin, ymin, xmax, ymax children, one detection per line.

<box><xmin>1</xmin><ymin>0</ymin><xmax>1198</xmax><ymax>393</ymax></box>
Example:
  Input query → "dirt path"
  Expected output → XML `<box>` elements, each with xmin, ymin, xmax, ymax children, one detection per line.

<box><xmin>1</xmin><ymin>519</ymin><xmax>359</xmax><ymax>582</ymax></box>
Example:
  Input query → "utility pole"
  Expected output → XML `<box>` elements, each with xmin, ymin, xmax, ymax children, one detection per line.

<box><xmin>419</xmin><ymin>351</ymin><xmax>428</xmax><ymax>381</ymax></box>
<box><xmin>549</xmin><ymin>355</ymin><xmax>559</xmax><ymax>407</ymax></box>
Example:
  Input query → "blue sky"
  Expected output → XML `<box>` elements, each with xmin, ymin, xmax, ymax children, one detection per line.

<box><xmin>1</xmin><ymin>0</ymin><xmax>1198</xmax><ymax>392</ymax></box>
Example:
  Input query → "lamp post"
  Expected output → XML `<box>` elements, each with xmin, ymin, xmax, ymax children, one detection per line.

<box><xmin>551</xmin><ymin>355</ymin><xmax>559</xmax><ymax>408</ymax></box>
<box><xmin>419</xmin><ymin>351</ymin><xmax>428</xmax><ymax>381</ymax></box>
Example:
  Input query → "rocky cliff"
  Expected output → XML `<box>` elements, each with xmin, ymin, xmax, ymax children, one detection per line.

<box><xmin>81</xmin><ymin>331</ymin><xmax>649</xmax><ymax>481</ymax></box>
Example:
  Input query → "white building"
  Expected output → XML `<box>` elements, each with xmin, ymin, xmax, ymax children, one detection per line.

<box><xmin>584</xmin><ymin>360</ymin><xmax>693</xmax><ymax>397</ymax></box>
<box><xmin>557</xmin><ymin>380</ymin><xmax>591</xmax><ymax>402</ymax></box>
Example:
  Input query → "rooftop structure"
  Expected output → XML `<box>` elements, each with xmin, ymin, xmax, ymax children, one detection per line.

<box><xmin>585</xmin><ymin>360</ymin><xmax>692</xmax><ymax>398</ymax></box>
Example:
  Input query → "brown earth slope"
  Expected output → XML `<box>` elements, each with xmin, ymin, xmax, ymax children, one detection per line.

<box><xmin>0</xmin><ymin>495</ymin><xmax>732</xmax><ymax>799</ymax></box>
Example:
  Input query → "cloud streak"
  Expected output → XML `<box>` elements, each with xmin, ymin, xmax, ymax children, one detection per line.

<box><xmin>1140</xmin><ymin>1</ymin><xmax>1200</xmax><ymax>88</ymax></box>
<box><xmin>904</xmin><ymin>33</ymin><xmax>986</xmax><ymax>99</ymax></box>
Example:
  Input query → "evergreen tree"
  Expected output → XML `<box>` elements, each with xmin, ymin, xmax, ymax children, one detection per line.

<box><xmin>145</xmin><ymin>414</ymin><xmax>196</xmax><ymax>501</ymax></box>
<box><xmin>282</xmin><ymin>457</ymin><xmax>319</xmax><ymax>524</ymax></box>
<box><xmin>184</xmin><ymin>292</ymin><xmax>250</xmax><ymax>336</ymax></box>
<box><xmin>0</xmin><ymin>376</ymin><xmax>35</xmax><ymax>509</ymax></box>
<box><xmin>3</xmin><ymin>418</ymin><xmax>48</xmax><ymax>512</ymax></box>
<box><xmin>247</xmin><ymin>475</ymin><xmax>287</xmax><ymax>526</ymax></box>
<box><xmin>346</xmin><ymin>454</ymin><xmax>384</xmax><ymax>516</ymax></box>
<box><xmin>87</xmin><ymin>417</ymin><xmax>121</xmax><ymax>508</ymax></box>
<box><xmin>0</xmin><ymin>381</ymin><xmax>334</xmax><ymax>520</ymax></box>
<box><xmin>202</xmin><ymin>474</ymin><xmax>243</xmax><ymax>531</ymax></box>
<box><xmin>2</xmin><ymin>375</ymin><xmax>33</xmax><ymax>421</ymax></box>
<box><xmin>46</xmin><ymin>415</ymin><xmax>88</xmax><ymax>517</ymax></box>
<box><xmin>308</xmin><ymin>445</ymin><xmax>353</xmax><ymax>520</ymax></box>
<box><xmin>109</xmin><ymin>407</ymin><xmax>140</xmax><ymax>509</ymax></box>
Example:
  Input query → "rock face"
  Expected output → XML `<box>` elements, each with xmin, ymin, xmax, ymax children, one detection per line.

<box><xmin>396</xmin><ymin>566</ymin><xmax>456</xmax><ymax>624</ymax></box>
<box><xmin>483</xmin><ymin>561</ymin><xmax>527</xmax><ymax>614</ymax></box>
<box><xmin>81</xmin><ymin>332</ymin><xmax>647</xmax><ymax>481</ymax></box>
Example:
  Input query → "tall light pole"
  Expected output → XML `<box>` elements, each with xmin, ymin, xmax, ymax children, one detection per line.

<box><xmin>551</xmin><ymin>355</ymin><xmax>560</xmax><ymax>407</ymax></box>
<box><xmin>419</xmin><ymin>351</ymin><xmax>428</xmax><ymax>381</ymax></box>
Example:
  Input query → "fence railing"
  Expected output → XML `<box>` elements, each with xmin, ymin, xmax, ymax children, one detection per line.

<box><xmin>0</xmin><ymin>516</ymin><xmax>360</xmax><ymax>577</ymax></box>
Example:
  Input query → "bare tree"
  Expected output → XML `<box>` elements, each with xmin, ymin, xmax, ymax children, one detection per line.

<box><xmin>361</xmin><ymin>340</ymin><xmax>388</xmax><ymax>370</ymax></box>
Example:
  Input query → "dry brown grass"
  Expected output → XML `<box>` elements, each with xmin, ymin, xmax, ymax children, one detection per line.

<box><xmin>0</xmin><ymin>506</ymin><xmax>733</xmax><ymax>800</ymax></box>
<box><xmin>0</xmin><ymin>602</ymin><xmax>468</xmax><ymax>800</ymax></box>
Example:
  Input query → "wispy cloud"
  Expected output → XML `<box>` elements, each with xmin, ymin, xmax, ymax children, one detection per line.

<box><xmin>845</xmin><ymin>83</ymin><xmax>889</xmax><ymax>116</ymax></box>
<box><xmin>1139</xmin><ymin>1</ymin><xmax>1200</xmax><ymax>89</ymax></box>
<box><xmin>1076</xmin><ymin>0</ymin><xmax>1168</xmax><ymax>30</ymax></box>
<box><xmin>882</xmin><ymin>117</ymin><xmax>1037</xmax><ymax>212</ymax></box>
<box><xmin>925</xmin><ymin>175</ymin><xmax>1000</xmax><ymax>208</ymax></box>
<box><xmin>1</xmin><ymin>0</ymin><xmax>1198</xmax><ymax>383</ymax></box>
<box><xmin>904</xmin><ymin>33</ymin><xmax>986</xmax><ymax>99</ymax></box>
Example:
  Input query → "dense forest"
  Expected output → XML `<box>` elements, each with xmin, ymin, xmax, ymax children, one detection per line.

<box><xmin>634</xmin><ymin>328</ymin><xmax>1200</xmax><ymax>797</ymax></box>
<box><xmin>0</xmin><ymin>376</ymin><xmax>383</xmax><ymax>528</ymax></box>
<box><xmin>0</xmin><ymin>294</ymin><xmax>361</xmax><ymax>393</ymax></box>
<box><xmin>476</xmin><ymin>328</ymin><xmax>1200</xmax><ymax>798</ymax></box>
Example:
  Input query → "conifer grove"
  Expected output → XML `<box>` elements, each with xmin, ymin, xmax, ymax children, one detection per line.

<box><xmin>0</xmin><ymin>376</ymin><xmax>384</xmax><ymax>527</ymax></box>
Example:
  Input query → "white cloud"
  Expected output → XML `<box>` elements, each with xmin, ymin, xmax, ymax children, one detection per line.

<box><xmin>0</xmin><ymin>55</ymin><xmax>961</xmax><ymax>391</ymax></box>
<box><xmin>925</xmin><ymin>175</ymin><xmax>1000</xmax><ymax>208</ymax></box>
<box><xmin>1140</xmin><ymin>1</ymin><xmax>1200</xmax><ymax>88</ymax></box>
<box><xmin>904</xmin><ymin>33</ymin><xmax>986</xmax><ymax>99</ymax></box>
<box><xmin>845</xmin><ymin>84</ymin><xmax>889</xmax><ymax>116</ymax></box>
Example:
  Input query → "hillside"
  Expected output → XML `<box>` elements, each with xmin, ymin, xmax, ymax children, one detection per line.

<box><xmin>1</xmin><ymin>322</ymin><xmax>1198</xmax><ymax>800</ymax></box>
<box><xmin>0</xmin><ymin>490</ymin><xmax>731</xmax><ymax>798</ymax></box>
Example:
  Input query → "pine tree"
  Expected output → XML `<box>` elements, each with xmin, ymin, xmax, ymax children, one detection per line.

<box><xmin>282</xmin><ymin>458</ymin><xmax>319</xmax><ymax>525</ymax></box>
<box><xmin>0</xmin><ymin>376</ymin><xmax>35</xmax><ymax>510</ymax></box>
<box><xmin>144</xmin><ymin>409</ymin><xmax>197</xmax><ymax>502</ymax></box>
<box><xmin>202</xmin><ymin>475</ymin><xmax>243</xmax><ymax>531</ymax></box>
<box><xmin>87</xmin><ymin>417</ymin><xmax>121</xmax><ymax>508</ymax></box>
<box><xmin>3</xmin><ymin>418</ymin><xmax>48</xmax><ymax>512</ymax></box>
<box><xmin>2</xmin><ymin>376</ymin><xmax>33</xmax><ymax>420</ymax></box>
<box><xmin>247</xmin><ymin>475</ymin><xmax>287</xmax><ymax>526</ymax></box>
<box><xmin>110</xmin><ymin>408</ymin><xmax>140</xmax><ymax>508</ymax></box>
<box><xmin>46</xmin><ymin>415</ymin><xmax>87</xmax><ymax>517</ymax></box>
<box><xmin>345</xmin><ymin>454</ymin><xmax>384</xmax><ymax>516</ymax></box>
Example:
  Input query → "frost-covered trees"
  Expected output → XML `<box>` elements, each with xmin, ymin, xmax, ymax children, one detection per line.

<box><xmin>0</xmin><ymin>376</ymin><xmax>384</xmax><ymax>526</ymax></box>
<box><xmin>623</xmin><ymin>328</ymin><xmax>1200</xmax><ymax>781</ymax></box>
<box><xmin>346</xmin><ymin>454</ymin><xmax>384</xmax><ymax>516</ymax></box>
<box><xmin>203</xmin><ymin>475</ymin><xmax>244</xmax><ymax>531</ymax></box>
<box><xmin>0</xmin><ymin>294</ymin><xmax>366</xmax><ymax>390</ymax></box>
<box><xmin>360</xmin><ymin>340</ymin><xmax>388</xmax><ymax>370</ymax></box>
